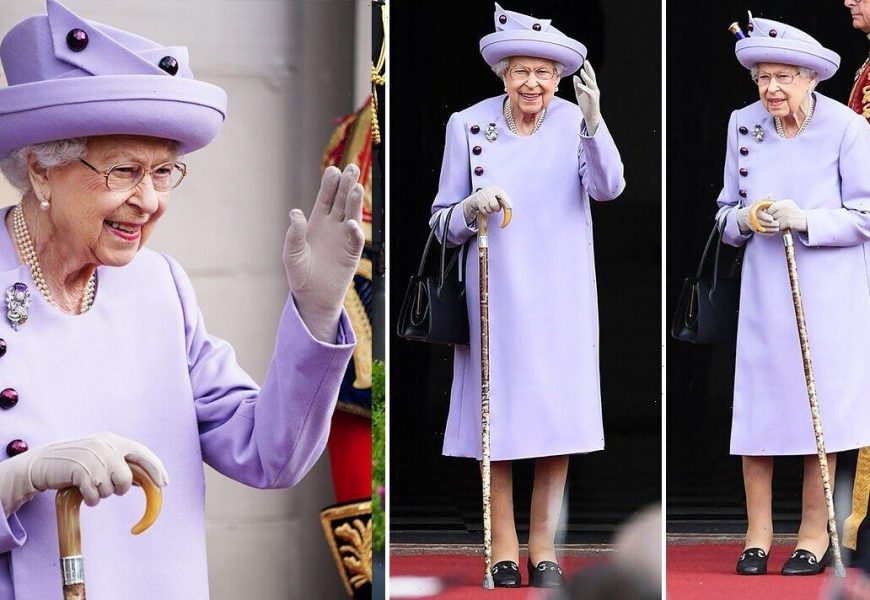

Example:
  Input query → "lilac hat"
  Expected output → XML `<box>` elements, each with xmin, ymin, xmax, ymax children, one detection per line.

<box><xmin>735</xmin><ymin>12</ymin><xmax>840</xmax><ymax>81</ymax></box>
<box><xmin>479</xmin><ymin>3</ymin><xmax>586</xmax><ymax>76</ymax></box>
<box><xmin>0</xmin><ymin>0</ymin><xmax>228</xmax><ymax>159</ymax></box>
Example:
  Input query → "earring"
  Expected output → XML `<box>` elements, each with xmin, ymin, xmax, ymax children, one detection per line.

<box><xmin>38</xmin><ymin>193</ymin><xmax>49</xmax><ymax>211</ymax></box>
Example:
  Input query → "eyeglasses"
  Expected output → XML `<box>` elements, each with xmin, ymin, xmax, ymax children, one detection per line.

<box><xmin>752</xmin><ymin>71</ymin><xmax>801</xmax><ymax>87</ymax></box>
<box><xmin>78</xmin><ymin>159</ymin><xmax>187</xmax><ymax>192</ymax></box>
<box><xmin>507</xmin><ymin>66</ymin><xmax>556</xmax><ymax>82</ymax></box>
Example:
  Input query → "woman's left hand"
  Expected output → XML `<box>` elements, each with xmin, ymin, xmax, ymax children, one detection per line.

<box><xmin>573</xmin><ymin>61</ymin><xmax>601</xmax><ymax>136</ymax></box>
<box><xmin>283</xmin><ymin>164</ymin><xmax>365</xmax><ymax>342</ymax></box>
<box><xmin>767</xmin><ymin>199</ymin><xmax>808</xmax><ymax>233</ymax></box>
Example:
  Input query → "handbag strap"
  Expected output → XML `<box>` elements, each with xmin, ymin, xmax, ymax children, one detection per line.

<box><xmin>693</xmin><ymin>217</ymin><xmax>731</xmax><ymax>301</ymax></box>
<box><xmin>416</xmin><ymin>205</ymin><xmax>465</xmax><ymax>285</ymax></box>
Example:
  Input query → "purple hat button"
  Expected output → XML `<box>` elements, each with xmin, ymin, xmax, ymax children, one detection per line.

<box><xmin>532</xmin><ymin>23</ymin><xmax>542</xmax><ymax>31</ymax></box>
<box><xmin>769</xmin><ymin>29</ymin><xmax>777</xmax><ymax>38</ymax></box>
<box><xmin>499</xmin><ymin>14</ymin><xmax>507</xmax><ymax>24</ymax></box>
<box><xmin>159</xmin><ymin>56</ymin><xmax>179</xmax><ymax>76</ymax></box>
<box><xmin>66</xmin><ymin>28</ymin><xmax>88</xmax><ymax>52</ymax></box>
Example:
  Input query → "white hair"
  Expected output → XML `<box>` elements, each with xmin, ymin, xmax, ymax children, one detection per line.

<box><xmin>0</xmin><ymin>138</ymin><xmax>88</xmax><ymax>193</ymax></box>
<box><xmin>492</xmin><ymin>57</ymin><xmax>565</xmax><ymax>78</ymax></box>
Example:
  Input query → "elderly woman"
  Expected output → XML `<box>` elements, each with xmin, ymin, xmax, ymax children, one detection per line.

<box><xmin>431</xmin><ymin>3</ymin><xmax>625</xmax><ymax>588</ymax></box>
<box><xmin>716</xmin><ymin>14</ymin><xmax>870</xmax><ymax>576</ymax></box>
<box><xmin>0</xmin><ymin>1</ymin><xmax>363</xmax><ymax>597</ymax></box>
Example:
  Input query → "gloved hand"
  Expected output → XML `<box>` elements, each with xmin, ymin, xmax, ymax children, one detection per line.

<box><xmin>284</xmin><ymin>164</ymin><xmax>365</xmax><ymax>343</ymax></box>
<box><xmin>573</xmin><ymin>61</ymin><xmax>601</xmax><ymax>136</ymax></box>
<box><xmin>736</xmin><ymin>206</ymin><xmax>778</xmax><ymax>235</ymax></box>
<box><xmin>461</xmin><ymin>186</ymin><xmax>513</xmax><ymax>225</ymax></box>
<box><xmin>0</xmin><ymin>432</ymin><xmax>168</xmax><ymax>518</ymax></box>
<box><xmin>767</xmin><ymin>199</ymin><xmax>807</xmax><ymax>232</ymax></box>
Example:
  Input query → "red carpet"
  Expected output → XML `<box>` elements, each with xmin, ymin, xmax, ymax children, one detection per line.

<box><xmin>390</xmin><ymin>554</ymin><xmax>605</xmax><ymax>599</ymax></box>
<box><xmin>666</xmin><ymin>543</ymin><xmax>854</xmax><ymax>599</ymax></box>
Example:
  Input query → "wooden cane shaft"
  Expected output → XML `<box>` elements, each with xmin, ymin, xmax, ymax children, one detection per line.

<box><xmin>64</xmin><ymin>583</ymin><xmax>85</xmax><ymax>600</ymax></box>
<box><xmin>783</xmin><ymin>232</ymin><xmax>845</xmax><ymax>576</ymax></box>
<box><xmin>478</xmin><ymin>217</ymin><xmax>493</xmax><ymax>580</ymax></box>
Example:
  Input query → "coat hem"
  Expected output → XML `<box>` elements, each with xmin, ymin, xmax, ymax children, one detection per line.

<box><xmin>443</xmin><ymin>444</ymin><xmax>605</xmax><ymax>461</ymax></box>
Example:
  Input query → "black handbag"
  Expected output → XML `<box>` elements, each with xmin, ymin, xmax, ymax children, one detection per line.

<box><xmin>671</xmin><ymin>219</ymin><xmax>742</xmax><ymax>344</ymax></box>
<box><xmin>396</xmin><ymin>205</ymin><xmax>470</xmax><ymax>345</ymax></box>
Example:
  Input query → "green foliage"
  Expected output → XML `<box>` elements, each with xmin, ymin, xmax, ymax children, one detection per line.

<box><xmin>371</xmin><ymin>360</ymin><xmax>385</xmax><ymax>551</ymax></box>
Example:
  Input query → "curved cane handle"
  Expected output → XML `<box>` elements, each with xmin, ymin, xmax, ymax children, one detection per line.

<box><xmin>57</xmin><ymin>461</ymin><xmax>163</xmax><ymax>555</ymax></box>
<box><xmin>128</xmin><ymin>463</ymin><xmax>162</xmax><ymax>534</ymax></box>
<box><xmin>500</xmin><ymin>208</ymin><xmax>512</xmax><ymax>229</ymax></box>
<box><xmin>749</xmin><ymin>199</ymin><xmax>774</xmax><ymax>233</ymax></box>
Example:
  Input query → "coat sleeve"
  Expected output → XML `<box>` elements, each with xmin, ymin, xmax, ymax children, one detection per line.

<box><xmin>801</xmin><ymin>117</ymin><xmax>870</xmax><ymax>247</ymax></box>
<box><xmin>430</xmin><ymin>112</ymin><xmax>477</xmax><ymax>247</ymax></box>
<box><xmin>578</xmin><ymin>117</ymin><xmax>626</xmax><ymax>201</ymax></box>
<box><xmin>716</xmin><ymin>111</ymin><xmax>753</xmax><ymax>247</ymax></box>
<box><xmin>164</xmin><ymin>255</ymin><xmax>355</xmax><ymax>488</ymax></box>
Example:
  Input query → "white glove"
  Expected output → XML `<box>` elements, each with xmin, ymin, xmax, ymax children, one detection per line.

<box><xmin>283</xmin><ymin>164</ymin><xmax>365</xmax><ymax>343</ymax></box>
<box><xmin>766</xmin><ymin>199</ymin><xmax>807</xmax><ymax>233</ymax></box>
<box><xmin>736</xmin><ymin>206</ymin><xmax>778</xmax><ymax>235</ymax></box>
<box><xmin>0</xmin><ymin>432</ymin><xmax>168</xmax><ymax>518</ymax></box>
<box><xmin>573</xmin><ymin>61</ymin><xmax>601</xmax><ymax>136</ymax></box>
<box><xmin>461</xmin><ymin>186</ymin><xmax>513</xmax><ymax>225</ymax></box>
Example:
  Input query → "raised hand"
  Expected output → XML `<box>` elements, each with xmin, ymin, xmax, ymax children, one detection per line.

<box><xmin>283</xmin><ymin>164</ymin><xmax>365</xmax><ymax>342</ymax></box>
<box><xmin>573</xmin><ymin>61</ymin><xmax>602</xmax><ymax>136</ymax></box>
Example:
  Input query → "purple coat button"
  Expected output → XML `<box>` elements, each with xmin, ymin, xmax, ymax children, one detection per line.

<box><xmin>473</xmin><ymin>146</ymin><xmax>482</xmax><ymax>155</ymax></box>
<box><xmin>739</xmin><ymin>126</ymin><xmax>749</xmax><ymax>135</ymax></box>
<box><xmin>6</xmin><ymin>439</ymin><xmax>27</xmax><ymax>457</ymax></box>
<box><xmin>471</xmin><ymin>125</ymin><xmax>480</xmax><ymax>134</ymax></box>
<box><xmin>474</xmin><ymin>166</ymin><xmax>484</xmax><ymax>176</ymax></box>
<box><xmin>159</xmin><ymin>56</ymin><xmax>179</xmax><ymax>76</ymax></box>
<box><xmin>739</xmin><ymin>190</ymin><xmax>748</xmax><ymax>198</ymax></box>
<box><xmin>499</xmin><ymin>14</ymin><xmax>507</xmax><ymax>24</ymax></box>
<box><xmin>740</xmin><ymin>168</ymin><xmax>748</xmax><ymax>177</ymax></box>
<box><xmin>66</xmin><ymin>29</ymin><xmax>89</xmax><ymax>52</ymax></box>
<box><xmin>0</xmin><ymin>388</ymin><xmax>17</xmax><ymax>410</ymax></box>
<box><xmin>740</xmin><ymin>147</ymin><xmax>749</xmax><ymax>156</ymax></box>
<box><xmin>0</xmin><ymin>339</ymin><xmax>6</xmax><ymax>357</ymax></box>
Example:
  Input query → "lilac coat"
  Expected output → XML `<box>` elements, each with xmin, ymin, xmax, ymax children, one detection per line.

<box><xmin>431</xmin><ymin>95</ymin><xmax>625</xmax><ymax>460</ymax></box>
<box><xmin>0</xmin><ymin>214</ymin><xmax>355</xmax><ymax>598</ymax></box>
<box><xmin>717</xmin><ymin>93</ymin><xmax>870</xmax><ymax>456</ymax></box>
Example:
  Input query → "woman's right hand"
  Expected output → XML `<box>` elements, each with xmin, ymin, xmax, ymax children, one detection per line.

<box><xmin>737</xmin><ymin>206</ymin><xmax>778</xmax><ymax>235</ymax></box>
<box><xmin>461</xmin><ymin>186</ymin><xmax>513</xmax><ymax>225</ymax></box>
<box><xmin>0</xmin><ymin>432</ymin><xmax>168</xmax><ymax>518</ymax></box>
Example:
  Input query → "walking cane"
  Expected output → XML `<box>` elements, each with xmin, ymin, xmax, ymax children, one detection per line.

<box><xmin>479</xmin><ymin>208</ymin><xmax>511</xmax><ymax>589</ymax></box>
<box><xmin>56</xmin><ymin>462</ymin><xmax>163</xmax><ymax>599</ymax></box>
<box><xmin>749</xmin><ymin>199</ymin><xmax>846</xmax><ymax>577</ymax></box>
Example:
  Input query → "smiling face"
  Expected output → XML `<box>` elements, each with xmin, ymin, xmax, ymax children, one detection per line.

<box><xmin>31</xmin><ymin>135</ymin><xmax>176</xmax><ymax>268</ymax></box>
<box><xmin>846</xmin><ymin>0</ymin><xmax>870</xmax><ymax>33</ymax></box>
<box><xmin>755</xmin><ymin>63</ymin><xmax>814</xmax><ymax>118</ymax></box>
<box><xmin>503</xmin><ymin>56</ymin><xmax>560</xmax><ymax>118</ymax></box>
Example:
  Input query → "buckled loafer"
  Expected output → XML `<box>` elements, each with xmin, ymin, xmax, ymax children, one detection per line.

<box><xmin>736</xmin><ymin>547</ymin><xmax>768</xmax><ymax>575</ymax></box>
<box><xmin>490</xmin><ymin>560</ymin><xmax>520</xmax><ymax>587</ymax></box>
<box><xmin>528</xmin><ymin>558</ymin><xmax>565</xmax><ymax>588</ymax></box>
<box><xmin>781</xmin><ymin>546</ymin><xmax>830</xmax><ymax>575</ymax></box>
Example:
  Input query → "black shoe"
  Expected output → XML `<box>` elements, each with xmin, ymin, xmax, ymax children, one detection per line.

<box><xmin>736</xmin><ymin>548</ymin><xmax>769</xmax><ymax>575</ymax></box>
<box><xmin>781</xmin><ymin>546</ymin><xmax>831</xmax><ymax>575</ymax></box>
<box><xmin>490</xmin><ymin>560</ymin><xmax>520</xmax><ymax>587</ymax></box>
<box><xmin>528</xmin><ymin>558</ymin><xmax>565</xmax><ymax>588</ymax></box>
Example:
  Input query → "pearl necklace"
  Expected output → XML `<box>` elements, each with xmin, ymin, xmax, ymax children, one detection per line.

<box><xmin>503</xmin><ymin>97</ymin><xmax>546</xmax><ymax>136</ymax></box>
<box><xmin>12</xmin><ymin>203</ymin><xmax>96</xmax><ymax>314</ymax></box>
<box><xmin>774</xmin><ymin>96</ymin><xmax>815</xmax><ymax>139</ymax></box>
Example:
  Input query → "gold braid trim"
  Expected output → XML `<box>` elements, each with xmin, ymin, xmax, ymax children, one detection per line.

<box><xmin>845</xmin><ymin>446</ymin><xmax>870</xmax><ymax>549</ymax></box>
<box><xmin>371</xmin><ymin>2</ymin><xmax>387</xmax><ymax>145</ymax></box>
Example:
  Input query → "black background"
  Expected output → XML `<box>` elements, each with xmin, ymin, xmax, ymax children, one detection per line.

<box><xmin>666</xmin><ymin>2</ymin><xmax>868</xmax><ymax>533</ymax></box>
<box><xmin>389</xmin><ymin>0</ymin><xmax>661</xmax><ymax>544</ymax></box>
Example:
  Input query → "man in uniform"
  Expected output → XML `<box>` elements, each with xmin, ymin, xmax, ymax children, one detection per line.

<box><xmin>842</xmin><ymin>0</ymin><xmax>870</xmax><ymax>573</ymax></box>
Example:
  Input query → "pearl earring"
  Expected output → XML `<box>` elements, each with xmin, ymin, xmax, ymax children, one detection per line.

<box><xmin>38</xmin><ymin>193</ymin><xmax>50</xmax><ymax>211</ymax></box>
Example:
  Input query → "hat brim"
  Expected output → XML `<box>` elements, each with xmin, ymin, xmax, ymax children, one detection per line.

<box><xmin>480</xmin><ymin>31</ymin><xmax>586</xmax><ymax>76</ymax></box>
<box><xmin>736</xmin><ymin>38</ymin><xmax>840</xmax><ymax>81</ymax></box>
<box><xmin>0</xmin><ymin>74</ymin><xmax>227</xmax><ymax>158</ymax></box>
